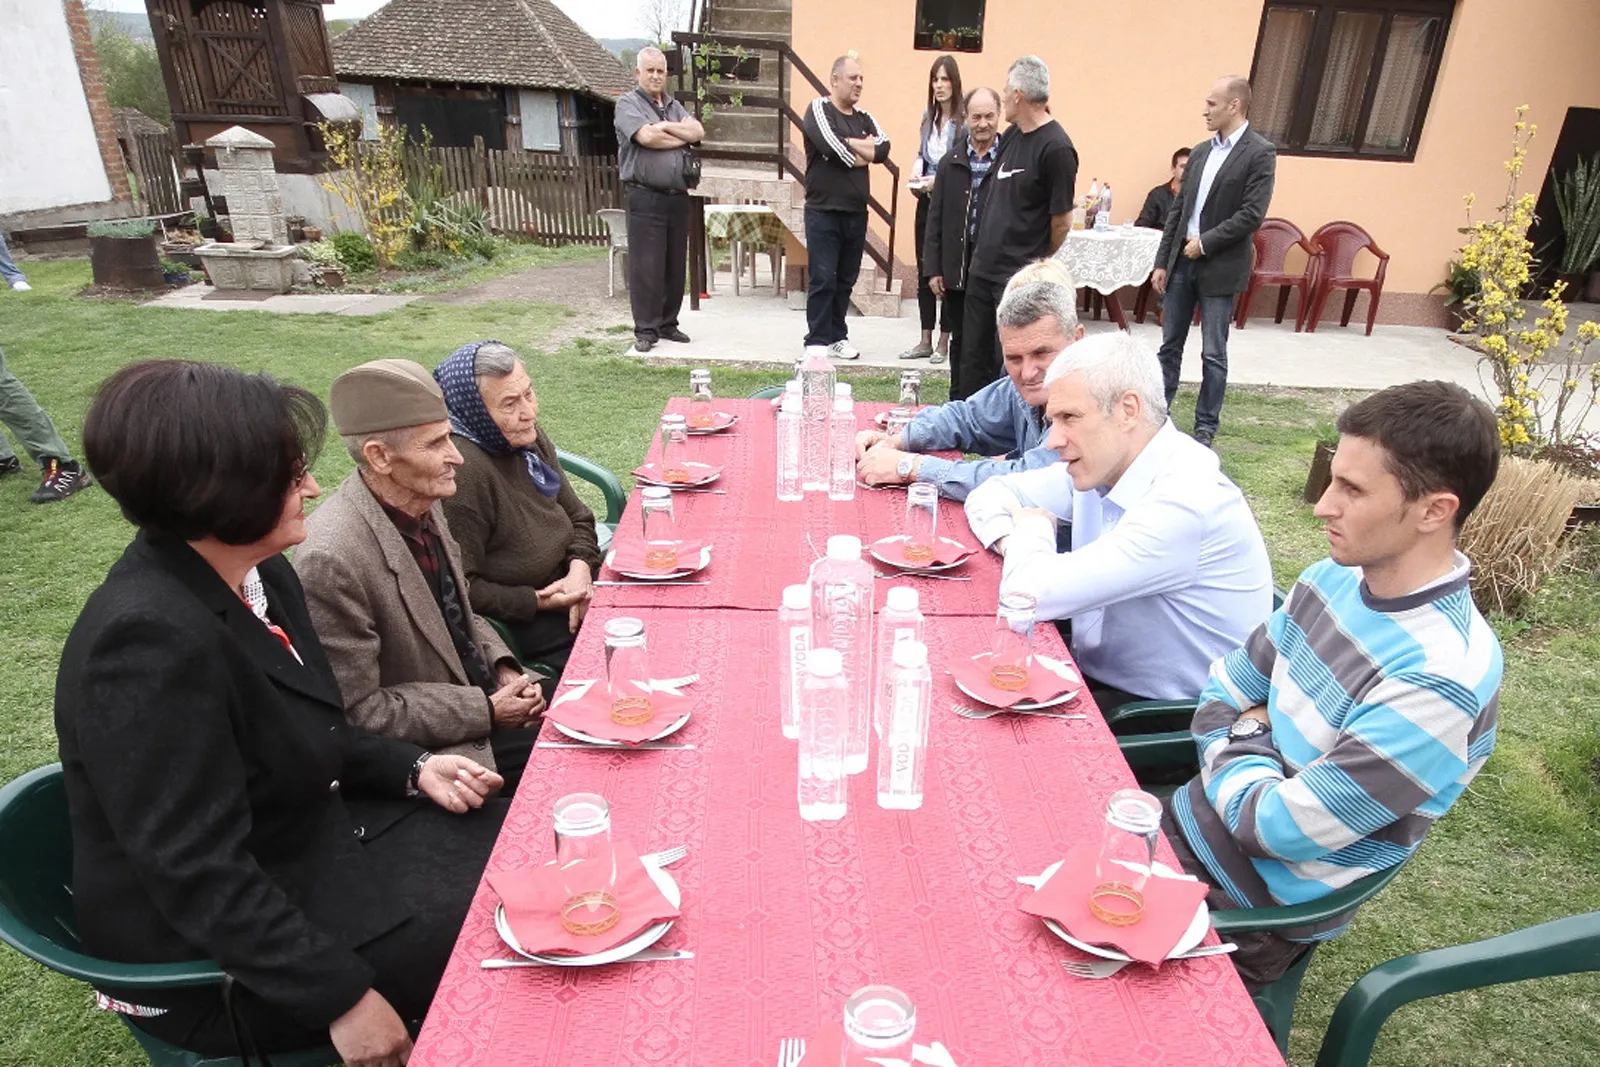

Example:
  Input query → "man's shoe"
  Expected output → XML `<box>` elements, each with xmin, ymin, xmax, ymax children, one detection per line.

<box><xmin>0</xmin><ymin>456</ymin><xmax>22</xmax><ymax>477</ymax></box>
<box><xmin>9</xmin><ymin>280</ymin><xmax>31</xmax><ymax>292</ymax></box>
<box><xmin>898</xmin><ymin>342</ymin><xmax>933</xmax><ymax>360</ymax></box>
<box><xmin>31</xmin><ymin>458</ymin><xmax>91</xmax><ymax>503</ymax></box>
<box><xmin>633</xmin><ymin>336</ymin><xmax>656</xmax><ymax>353</ymax></box>
<box><xmin>1193</xmin><ymin>430</ymin><xmax>1215</xmax><ymax>449</ymax></box>
<box><xmin>660</xmin><ymin>327</ymin><xmax>691</xmax><ymax>343</ymax></box>
<box><xmin>828</xmin><ymin>340</ymin><xmax>861</xmax><ymax>361</ymax></box>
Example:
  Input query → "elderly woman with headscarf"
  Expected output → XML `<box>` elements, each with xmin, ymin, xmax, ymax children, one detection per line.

<box><xmin>433</xmin><ymin>341</ymin><xmax>602</xmax><ymax>685</ymax></box>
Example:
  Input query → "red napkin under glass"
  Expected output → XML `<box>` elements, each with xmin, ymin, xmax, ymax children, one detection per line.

<box><xmin>633</xmin><ymin>461</ymin><xmax>722</xmax><ymax>485</ymax></box>
<box><xmin>871</xmin><ymin>534</ymin><xmax>975</xmax><ymax>569</ymax></box>
<box><xmin>543</xmin><ymin>682</ymin><xmax>693</xmax><ymax>745</ymax></box>
<box><xmin>1020</xmin><ymin>843</ymin><xmax>1211</xmax><ymax>966</ymax></box>
<box><xmin>608</xmin><ymin>539</ymin><xmax>709</xmax><ymax>576</ymax></box>
<box><xmin>949</xmin><ymin>653</ymin><xmax>1080</xmax><ymax>708</ymax></box>
<box><xmin>486</xmin><ymin>841</ymin><xmax>680</xmax><ymax>957</ymax></box>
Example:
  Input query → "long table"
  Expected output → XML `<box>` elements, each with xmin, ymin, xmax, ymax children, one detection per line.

<box><xmin>409</xmin><ymin>401</ymin><xmax>1285</xmax><ymax>1067</ymax></box>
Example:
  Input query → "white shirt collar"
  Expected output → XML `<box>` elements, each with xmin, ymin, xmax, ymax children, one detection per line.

<box><xmin>1104</xmin><ymin>421</ymin><xmax>1211</xmax><ymax>511</ymax></box>
<box><xmin>1213</xmin><ymin>121</ymin><xmax>1249</xmax><ymax>151</ymax></box>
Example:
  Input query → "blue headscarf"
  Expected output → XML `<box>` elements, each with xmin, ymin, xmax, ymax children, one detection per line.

<box><xmin>434</xmin><ymin>340</ymin><xmax>562</xmax><ymax>497</ymax></box>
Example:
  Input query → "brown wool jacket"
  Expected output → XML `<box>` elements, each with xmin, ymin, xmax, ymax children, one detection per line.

<box><xmin>293</xmin><ymin>471</ymin><xmax>512</xmax><ymax>770</ymax></box>
<box><xmin>440</xmin><ymin>431</ymin><xmax>602</xmax><ymax>625</ymax></box>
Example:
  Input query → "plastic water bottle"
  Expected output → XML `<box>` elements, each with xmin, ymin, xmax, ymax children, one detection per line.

<box><xmin>776</xmin><ymin>393</ymin><xmax>803</xmax><ymax>501</ymax></box>
<box><xmin>873</xmin><ymin>586</ymin><xmax>924</xmax><ymax>737</ymax></box>
<box><xmin>877</xmin><ymin>640</ymin><xmax>931</xmax><ymax>810</ymax></box>
<box><xmin>798</xmin><ymin>647</ymin><xmax>849</xmax><ymax>822</ymax></box>
<box><xmin>778</xmin><ymin>584</ymin><xmax>810</xmax><ymax>740</ymax></box>
<box><xmin>828</xmin><ymin>386</ymin><xmax>856</xmax><ymax>501</ymax></box>
<box><xmin>799</xmin><ymin>346</ymin><xmax>835</xmax><ymax>492</ymax></box>
<box><xmin>809</xmin><ymin>534</ymin><xmax>874</xmax><ymax>774</ymax></box>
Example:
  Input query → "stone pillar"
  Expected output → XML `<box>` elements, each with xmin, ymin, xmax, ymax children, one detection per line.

<box><xmin>207</xmin><ymin>126</ymin><xmax>286</xmax><ymax>249</ymax></box>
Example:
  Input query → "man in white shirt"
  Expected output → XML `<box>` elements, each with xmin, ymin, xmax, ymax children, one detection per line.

<box><xmin>963</xmin><ymin>331</ymin><xmax>1273</xmax><ymax>711</ymax></box>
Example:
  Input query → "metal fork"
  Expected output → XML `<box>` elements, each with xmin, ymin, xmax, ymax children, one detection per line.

<box><xmin>641</xmin><ymin>845</ymin><xmax>687</xmax><ymax>868</ymax></box>
<box><xmin>952</xmin><ymin>703</ymin><xmax>1087</xmax><ymax>721</ymax></box>
<box><xmin>1062</xmin><ymin>942</ymin><xmax>1239</xmax><ymax>979</ymax></box>
<box><xmin>873</xmin><ymin>569</ymin><xmax>972</xmax><ymax>582</ymax></box>
<box><xmin>777</xmin><ymin>1037</ymin><xmax>807</xmax><ymax>1067</ymax></box>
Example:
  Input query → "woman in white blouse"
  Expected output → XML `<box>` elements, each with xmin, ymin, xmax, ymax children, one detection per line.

<box><xmin>901</xmin><ymin>55</ymin><xmax>964</xmax><ymax>365</ymax></box>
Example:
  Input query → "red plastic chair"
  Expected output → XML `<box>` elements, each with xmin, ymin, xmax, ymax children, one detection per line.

<box><xmin>1235</xmin><ymin>218</ymin><xmax>1314</xmax><ymax>330</ymax></box>
<box><xmin>1303</xmin><ymin>222</ymin><xmax>1390</xmax><ymax>335</ymax></box>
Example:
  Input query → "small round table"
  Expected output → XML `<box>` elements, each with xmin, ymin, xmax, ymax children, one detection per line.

<box><xmin>1055</xmin><ymin>226</ymin><xmax>1163</xmax><ymax>329</ymax></box>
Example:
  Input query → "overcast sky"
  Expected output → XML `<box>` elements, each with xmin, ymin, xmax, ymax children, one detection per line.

<box><xmin>85</xmin><ymin>0</ymin><xmax>661</xmax><ymax>40</ymax></box>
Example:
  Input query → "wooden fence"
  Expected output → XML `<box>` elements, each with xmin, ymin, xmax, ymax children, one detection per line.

<box><xmin>399</xmin><ymin>143</ymin><xmax>622</xmax><ymax>246</ymax></box>
<box><xmin>125</xmin><ymin>131</ymin><xmax>183</xmax><ymax>216</ymax></box>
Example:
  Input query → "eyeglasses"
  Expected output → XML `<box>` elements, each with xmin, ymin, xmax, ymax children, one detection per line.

<box><xmin>290</xmin><ymin>457</ymin><xmax>311</xmax><ymax>488</ymax></box>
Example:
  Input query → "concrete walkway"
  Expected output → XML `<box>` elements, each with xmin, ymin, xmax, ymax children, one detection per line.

<box><xmin>664</xmin><ymin>275</ymin><xmax>1483</xmax><ymax>393</ymax></box>
<box><xmin>140</xmin><ymin>284</ymin><xmax>422</xmax><ymax>316</ymax></box>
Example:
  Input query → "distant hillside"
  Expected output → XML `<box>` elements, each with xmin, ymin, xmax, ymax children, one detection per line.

<box><xmin>600</xmin><ymin>37</ymin><xmax>652</xmax><ymax>58</ymax></box>
<box><xmin>93</xmin><ymin>10</ymin><xmax>154</xmax><ymax>42</ymax></box>
<box><xmin>327</xmin><ymin>18</ymin><xmax>361</xmax><ymax>36</ymax></box>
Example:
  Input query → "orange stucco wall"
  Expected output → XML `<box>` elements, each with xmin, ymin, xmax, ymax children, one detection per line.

<box><xmin>789</xmin><ymin>0</ymin><xmax>1600</xmax><ymax>306</ymax></box>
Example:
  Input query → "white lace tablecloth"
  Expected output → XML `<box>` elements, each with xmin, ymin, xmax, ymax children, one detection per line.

<box><xmin>1055</xmin><ymin>226</ymin><xmax>1163</xmax><ymax>294</ymax></box>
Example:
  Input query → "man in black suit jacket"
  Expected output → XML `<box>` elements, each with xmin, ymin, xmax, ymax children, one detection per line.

<box><xmin>1153</xmin><ymin>76</ymin><xmax>1276</xmax><ymax>446</ymax></box>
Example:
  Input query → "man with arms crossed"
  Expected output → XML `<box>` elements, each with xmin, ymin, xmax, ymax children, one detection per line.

<box><xmin>922</xmin><ymin>85</ymin><xmax>1003</xmax><ymax>367</ymax></box>
<box><xmin>964</xmin><ymin>331</ymin><xmax>1272</xmax><ymax>710</ymax></box>
<box><xmin>1164</xmin><ymin>380</ymin><xmax>1503</xmax><ymax>989</ymax></box>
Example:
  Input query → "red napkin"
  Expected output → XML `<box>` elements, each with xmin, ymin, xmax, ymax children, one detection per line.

<box><xmin>608</xmin><ymin>539</ymin><xmax>709</xmax><ymax>576</ymax></box>
<box><xmin>1020</xmin><ymin>843</ymin><xmax>1211</xmax><ymax>966</ymax></box>
<box><xmin>633</xmin><ymin>461</ymin><xmax>722</xmax><ymax>485</ymax></box>
<box><xmin>543</xmin><ymin>682</ymin><xmax>693</xmax><ymax>745</ymax></box>
<box><xmin>871</xmin><ymin>534</ymin><xmax>975</xmax><ymax>568</ymax></box>
<box><xmin>686</xmin><ymin>411</ymin><xmax>738</xmax><ymax>433</ymax></box>
<box><xmin>950</xmin><ymin>653</ymin><xmax>1080</xmax><ymax>708</ymax></box>
<box><xmin>795</xmin><ymin>1023</ymin><xmax>845</xmax><ymax>1065</ymax></box>
<box><xmin>486</xmin><ymin>841</ymin><xmax>680</xmax><ymax>957</ymax></box>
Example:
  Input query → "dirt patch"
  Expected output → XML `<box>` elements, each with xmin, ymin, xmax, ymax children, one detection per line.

<box><xmin>424</xmin><ymin>257</ymin><xmax>633</xmax><ymax>349</ymax></box>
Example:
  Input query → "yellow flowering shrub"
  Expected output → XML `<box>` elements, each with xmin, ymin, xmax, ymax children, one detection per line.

<box><xmin>1459</xmin><ymin>109</ymin><xmax>1600</xmax><ymax>451</ymax></box>
<box><xmin>316</xmin><ymin>120</ymin><xmax>410</xmax><ymax>268</ymax></box>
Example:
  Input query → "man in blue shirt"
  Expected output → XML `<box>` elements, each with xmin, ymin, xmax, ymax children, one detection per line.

<box><xmin>855</xmin><ymin>261</ymin><xmax>1082</xmax><ymax>499</ymax></box>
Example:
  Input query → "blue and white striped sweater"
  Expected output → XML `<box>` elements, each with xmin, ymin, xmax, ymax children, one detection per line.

<box><xmin>1171</xmin><ymin>557</ymin><xmax>1501</xmax><ymax>937</ymax></box>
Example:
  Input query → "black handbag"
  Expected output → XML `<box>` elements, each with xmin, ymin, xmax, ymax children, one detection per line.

<box><xmin>681</xmin><ymin>146</ymin><xmax>702</xmax><ymax>191</ymax></box>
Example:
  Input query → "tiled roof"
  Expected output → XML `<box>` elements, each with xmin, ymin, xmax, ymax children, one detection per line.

<box><xmin>331</xmin><ymin>0</ymin><xmax>634</xmax><ymax>99</ymax></box>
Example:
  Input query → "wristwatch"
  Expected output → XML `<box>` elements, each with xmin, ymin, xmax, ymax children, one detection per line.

<box><xmin>405</xmin><ymin>751</ymin><xmax>433</xmax><ymax>797</ymax></box>
<box><xmin>1228</xmin><ymin>717</ymin><xmax>1270</xmax><ymax>742</ymax></box>
<box><xmin>896</xmin><ymin>456</ymin><xmax>918</xmax><ymax>481</ymax></box>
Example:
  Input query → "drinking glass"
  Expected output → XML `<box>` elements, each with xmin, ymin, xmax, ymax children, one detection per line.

<box><xmin>553</xmin><ymin>793</ymin><xmax>620</xmax><ymax>936</ymax></box>
<box><xmin>903</xmin><ymin>483</ymin><xmax>939</xmax><ymax>563</ymax></box>
<box><xmin>886</xmin><ymin>407</ymin><xmax>915</xmax><ymax>439</ymax></box>
<box><xmin>603</xmin><ymin>617</ymin><xmax>654</xmax><ymax>726</ymax></box>
<box><xmin>658</xmin><ymin>414</ymin><xmax>691</xmax><ymax>482</ymax></box>
<box><xmin>1090</xmin><ymin>788</ymin><xmax>1162</xmax><ymax>927</ymax></box>
<box><xmin>989</xmin><ymin>592</ymin><xmax>1036</xmax><ymax>690</ymax></box>
<box><xmin>639</xmin><ymin>486</ymin><xmax>678</xmax><ymax>571</ymax></box>
<box><xmin>842</xmin><ymin>985</ymin><xmax>916</xmax><ymax>1067</ymax></box>
<box><xmin>898</xmin><ymin>370</ymin><xmax>922</xmax><ymax>408</ymax></box>
<box><xmin>688</xmin><ymin>369</ymin><xmax>714</xmax><ymax>428</ymax></box>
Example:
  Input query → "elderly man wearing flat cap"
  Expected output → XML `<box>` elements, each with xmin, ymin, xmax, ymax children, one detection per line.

<box><xmin>295</xmin><ymin>359</ymin><xmax>545</xmax><ymax>795</ymax></box>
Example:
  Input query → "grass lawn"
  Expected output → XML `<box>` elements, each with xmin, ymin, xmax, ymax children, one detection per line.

<box><xmin>1</xmin><ymin>259</ymin><xmax>1596</xmax><ymax>1066</ymax></box>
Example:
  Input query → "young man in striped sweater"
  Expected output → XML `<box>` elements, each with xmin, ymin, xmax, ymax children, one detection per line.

<box><xmin>1165</xmin><ymin>380</ymin><xmax>1504</xmax><ymax>989</ymax></box>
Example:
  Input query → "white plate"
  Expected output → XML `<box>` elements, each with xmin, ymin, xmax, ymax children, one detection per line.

<box><xmin>953</xmin><ymin>653</ymin><xmax>1081</xmax><ymax>710</ymax></box>
<box><xmin>684</xmin><ymin>413</ymin><xmax>739</xmax><ymax>435</ymax></box>
<box><xmin>604</xmin><ymin>544</ymin><xmax>712</xmax><ymax>581</ymax></box>
<box><xmin>635</xmin><ymin>462</ymin><xmax>721</xmax><ymax>488</ymax></box>
<box><xmin>495</xmin><ymin>861</ymin><xmax>681</xmax><ymax>966</ymax></box>
<box><xmin>1035</xmin><ymin>858</ymin><xmax>1209</xmax><ymax>962</ymax></box>
<box><xmin>550</xmin><ymin>710</ymin><xmax>692</xmax><ymax>747</ymax></box>
<box><xmin>868</xmin><ymin>534</ymin><xmax>973</xmax><ymax>573</ymax></box>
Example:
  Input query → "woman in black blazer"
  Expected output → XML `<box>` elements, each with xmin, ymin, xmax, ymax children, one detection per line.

<box><xmin>56</xmin><ymin>360</ymin><xmax>507</xmax><ymax>1066</ymax></box>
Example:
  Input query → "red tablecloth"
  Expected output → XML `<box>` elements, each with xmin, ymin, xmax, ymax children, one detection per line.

<box><xmin>596</xmin><ymin>400</ymin><xmax>1003</xmax><ymax>616</ymax></box>
<box><xmin>410</xmin><ymin>607</ymin><xmax>1283</xmax><ymax>1067</ymax></box>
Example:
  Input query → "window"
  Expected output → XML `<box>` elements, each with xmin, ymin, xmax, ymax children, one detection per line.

<box><xmin>518</xmin><ymin>90</ymin><xmax>562</xmax><ymax>152</ymax></box>
<box><xmin>338</xmin><ymin>81</ymin><xmax>380</xmax><ymax>141</ymax></box>
<box><xmin>1249</xmin><ymin>0</ymin><xmax>1453</xmax><ymax>160</ymax></box>
<box><xmin>914</xmin><ymin>0</ymin><xmax>985</xmax><ymax>52</ymax></box>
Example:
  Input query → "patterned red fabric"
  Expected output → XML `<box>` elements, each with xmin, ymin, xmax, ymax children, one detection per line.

<box><xmin>410</xmin><ymin>606</ymin><xmax>1283</xmax><ymax>1067</ymax></box>
<box><xmin>596</xmin><ymin>401</ymin><xmax>1005</xmax><ymax>617</ymax></box>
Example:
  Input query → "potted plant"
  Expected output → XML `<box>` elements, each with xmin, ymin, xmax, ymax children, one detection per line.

<box><xmin>87</xmin><ymin>219</ymin><xmax>164</xmax><ymax>289</ymax></box>
<box><xmin>159</xmin><ymin>257</ymin><xmax>192</xmax><ymax>285</ymax></box>
<box><xmin>954</xmin><ymin>26</ymin><xmax>983</xmax><ymax>51</ymax></box>
<box><xmin>1553</xmin><ymin>152</ymin><xmax>1600</xmax><ymax>301</ymax></box>
<box><xmin>303</xmin><ymin>224</ymin><xmax>324</xmax><ymax>243</ymax></box>
<box><xmin>1430</xmin><ymin>259</ymin><xmax>1480</xmax><ymax>331</ymax></box>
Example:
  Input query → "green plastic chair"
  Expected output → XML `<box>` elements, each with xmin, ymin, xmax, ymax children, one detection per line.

<box><xmin>0</xmin><ymin>764</ymin><xmax>340</xmax><ymax>1067</ymax></box>
<box><xmin>747</xmin><ymin>385</ymin><xmax>786</xmax><ymax>399</ymax></box>
<box><xmin>1314</xmin><ymin>911</ymin><xmax>1600</xmax><ymax>1067</ymax></box>
<box><xmin>555</xmin><ymin>449</ymin><xmax>625</xmax><ymax>552</ymax></box>
<box><xmin>1118</xmin><ymin>730</ymin><xmax>1409</xmax><ymax>1055</ymax></box>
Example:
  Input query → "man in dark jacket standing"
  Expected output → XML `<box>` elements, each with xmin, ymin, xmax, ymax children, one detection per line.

<box><xmin>801</xmin><ymin>53</ymin><xmax>890</xmax><ymax>361</ymax></box>
<box><xmin>924</xmin><ymin>87</ymin><xmax>1001</xmax><ymax>369</ymax></box>
<box><xmin>1153</xmin><ymin>76</ymin><xmax>1275</xmax><ymax>446</ymax></box>
<box><xmin>615</xmin><ymin>47</ymin><xmax>704</xmax><ymax>354</ymax></box>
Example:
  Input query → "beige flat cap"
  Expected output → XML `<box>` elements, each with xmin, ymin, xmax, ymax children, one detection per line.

<box><xmin>330</xmin><ymin>358</ymin><xmax>447</xmax><ymax>435</ymax></box>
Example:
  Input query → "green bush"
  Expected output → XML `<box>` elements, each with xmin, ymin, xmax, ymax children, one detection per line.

<box><xmin>86</xmin><ymin>219</ymin><xmax>156</xmax><ymax>238</ymax></box>
<box><xmin>392</xmin><ymin>247</ymin><xmax>456</xmax><ymax>271</ymax></box>
<box><xmin>299</xmin><ymin>240</ymin><xmax>342</xmax><ymax>268</ymax></box>
<box><xmin>330</xmin><ymin>231</ymin><xmax>376</xmax><ymax>273</ymax></box>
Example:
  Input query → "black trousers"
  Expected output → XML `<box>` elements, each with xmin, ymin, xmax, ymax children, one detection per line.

<box><xmin>954</xmin><ymin>273</ymin><xmax>1004</xmax><ymax>400</ymax></box>
<box><xmin>804</xmin><ymin>207</ymin><xmax>867</xmax><ymax>347</ymax></box>
<box><xmin>625</xmin><ymin>185</ymin><xmax>689</xmax><ymax>342</ymax></box>
<box><xmin>129</xmin><ymin>798</ymin><xmax>509</xmax><ymax>1056</ymax></box>
<box><xmin>914</xmin><ymin>195</ymin><xmax>949</xmax><ymax>334</ymax></box>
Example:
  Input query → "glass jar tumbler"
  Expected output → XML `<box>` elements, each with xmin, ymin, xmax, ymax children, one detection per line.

<box><xmin>688</xmin><ymin>369</ymin><xmax>714</xmax><ymax>428</ymax></box>
<box><xmin>604</xmin><ymin>617</ymin><xmax>654</xmax><ymax>726</ymax></box>
<box><xmin>842</xmin><ymin>985</ymin><xmax>916</xmax><ymax>1067</ymax></box>
<box><xmin>640</xmin><ymin>486</ymin><xmax>678</xmax><ymax>571</ymax></box>
<box><xmin>658</xmin><ymin>414</ymin><xmax>691</xmax><ymax>482</ymax></box>
<box><xmin>1090</xmin><ymin>788</ymin><xmax>1163</xmax><ymax>926</ymax></box>
<box><xmin>553</xmin><ymin>793</ymin><xmax>620</xmax><ymax>936</ymax></box>
<box><xmin>989</xmin><ymin>592</ymin><xmax>1036</xmax><ymax>691</ymax></box>
<box><xmin>903</xmin><ymin>483</ymin><xmax>939</xmax><ymax>563</ymax></box>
